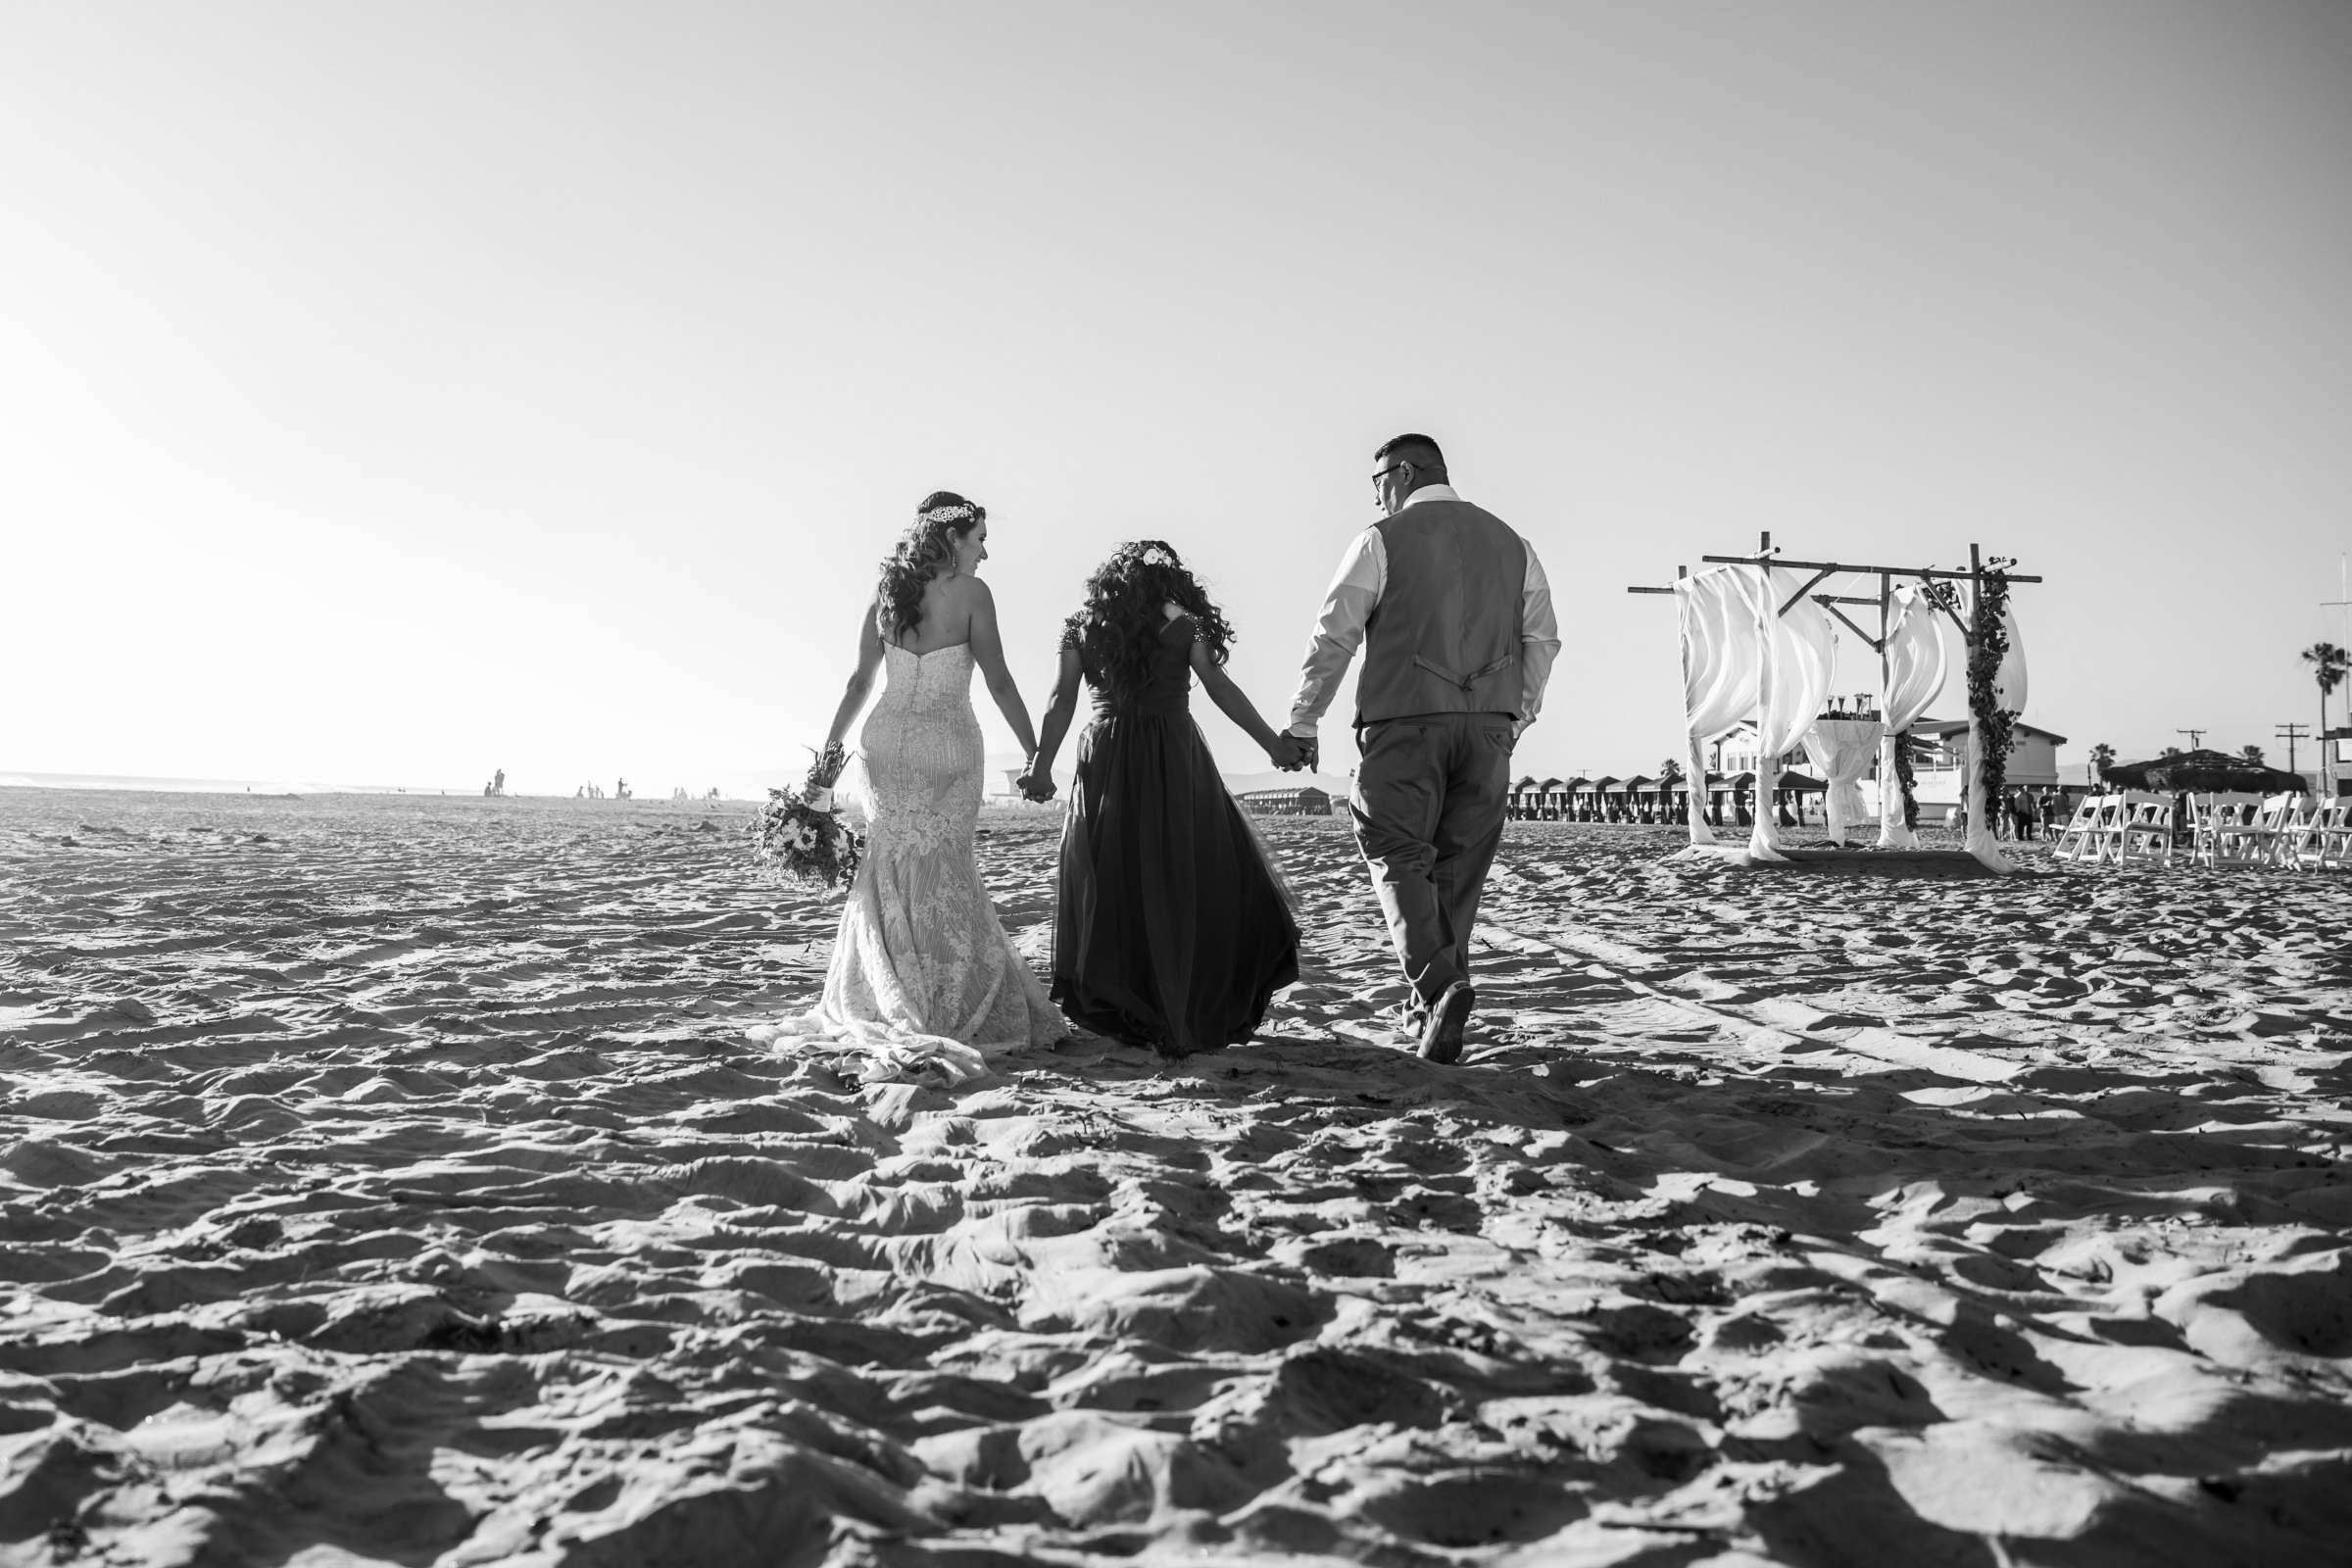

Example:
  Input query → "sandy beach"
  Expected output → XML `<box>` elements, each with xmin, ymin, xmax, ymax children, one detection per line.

<box><xmin>3</xmin><ymin>787</ymin><xmax>2349</xmax><ymax>1566</ymax></box>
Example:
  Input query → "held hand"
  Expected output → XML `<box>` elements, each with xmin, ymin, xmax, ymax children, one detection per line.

<box><xmin>1017</xmin><ymin>768</ymin><xmax>1057</xmax><ymax>803</ymax></box>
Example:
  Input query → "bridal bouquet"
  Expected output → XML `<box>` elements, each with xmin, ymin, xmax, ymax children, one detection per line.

<box><xmin>753</xmin><ymin>744</ymin><xmax>861</xmax><ymax>890</ymax></box>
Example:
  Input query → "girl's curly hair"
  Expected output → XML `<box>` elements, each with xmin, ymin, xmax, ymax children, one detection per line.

<box><xmin>1061</xmin><ymin>540</ymin><xmax>1236</xmax><ymax>705</ymax></box>
<box><xmin>876</xmin><ymin>491</ymin><xmax>985</xmax><ymax>641</ymax></box>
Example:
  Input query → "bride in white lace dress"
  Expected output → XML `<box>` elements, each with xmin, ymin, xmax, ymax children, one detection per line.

<box><xmin>749</xmin><ymin>492</ymin><xmax>1063</xmax><ymax>1081</ymax></box>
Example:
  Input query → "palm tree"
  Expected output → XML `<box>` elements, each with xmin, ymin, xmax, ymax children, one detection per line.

<box><xmin>2241</xmin><ymin>744</ymin><xmax>2266</xmax><ymax>765</ymax></box>
<box><xmin>2304</xmin><ymin>642</ymin><xmax>2349</xmax><ymax>790</ymax></box>
<box><xmin>2088</xmin><ymin>742</ymin><xmax>2116</xmax><ymax>783</ymax></box>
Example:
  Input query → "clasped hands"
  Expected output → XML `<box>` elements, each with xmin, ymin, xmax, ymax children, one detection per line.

<box><xmin>1015</xmin><ymin>761</ymin><xmax>1056</xmax><ymax>803</ymax></box>
<box><xmin>1267</xmin><ymin>732</ymin><xmax>1318</xmax><ymax>773</ymax></box>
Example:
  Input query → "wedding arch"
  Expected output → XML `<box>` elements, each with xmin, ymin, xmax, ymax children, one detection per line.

<box><xmin>1628</xmin><ymin>534</ymin><xmax>2038</xmax><ymax>872</ymax></box>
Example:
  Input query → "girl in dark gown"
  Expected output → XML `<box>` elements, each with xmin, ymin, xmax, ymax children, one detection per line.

<box><xmin>1025</xmin><ymin>541</ymin><xmax>1301</xmax><ymax>1056</ymax></box>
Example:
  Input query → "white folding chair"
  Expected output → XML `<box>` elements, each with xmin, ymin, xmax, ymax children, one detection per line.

<box><xmin>2108</xmin><ymin>792</ymin><xmax>2175</xmax><ymax>867</ymax></box>
<box><xmin>2289</xmin><ymin>801</ymin><xmax>2351</xmax><ymax>872</ymax></box>
<box><xmin>2187</xmin><ymin>794</ymin><xmax>2226</xmax><ymax>867</ymax></box>
<box><xmin>2054</xmin><ymin>794</ymin><xmax>2109</xmax><ymax>862</ymax></box>
<box><xmin>2093</xmin><ymin>794</ymin><xmax>2133</xmax><ymax>863</ymax></box>
<box><xmin>2198</xmin><ymin>792</ymin><xmax>2270</xmax><ymax>867</ymax></box>
<box><xmin>2276</xmin><ymin>797</ymin><xmax>2320</xmax><ymax>870</ymax></box>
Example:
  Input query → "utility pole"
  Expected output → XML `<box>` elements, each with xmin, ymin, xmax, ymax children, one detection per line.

<box><xmin>2278</xmin><ymin>722</ymin><xmax>2310</xmax><ymax>774</ymax></box>
<box><xmin>2176</xmin><ymin>729</ymin><xmax>2206</xmax><ymax>750</ymax></box>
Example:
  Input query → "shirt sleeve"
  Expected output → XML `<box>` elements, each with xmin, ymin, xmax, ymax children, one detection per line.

<box><xmin>1285</xmin><ymin>528</ymin><xmax>1385</xmax><ymax>738</ymax></box>
<box><xmin>1515</xmin><ymin>538</ymin><xmax>1561</xmax><ymax>735</ymax></box>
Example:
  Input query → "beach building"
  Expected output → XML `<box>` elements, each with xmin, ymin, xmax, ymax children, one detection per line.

<box><xmin>1895</xmin><ymin>717</ymin><xmax>2069</xmax><ymax>819</ymax></box>
<box><xmin>1906</xmin><ymin>718</ymin><xmax>2067</xmax><ymax>788</ymax></box>
<box><xmin>1581</xmin><ymin>777</ymin><xmax>1615</xmax><ymax>821</ymax></box>
<box><xmin>1639</xmin><ymin>775</ymin><xmax>1689</xmax><ymax>824</ymax></box>
<box><xmin>1239</xmin><ymin>786</ymin><xmax>1333</xmax><ymax>816</ymax></box>
<box><xmin>1514</xmin><ymin>776</ymin><xmax>1567</xmax><ymax>819</ymax></box>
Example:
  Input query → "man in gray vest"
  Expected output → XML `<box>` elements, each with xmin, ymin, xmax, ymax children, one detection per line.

<box><xmin>1279</xmin><ymin>434</ymin><xmax>1560</xmax><ymax>1062</ymax></box>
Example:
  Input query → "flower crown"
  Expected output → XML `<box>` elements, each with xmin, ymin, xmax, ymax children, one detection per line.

<box><xmin>1135</xmin><ymin>545</ymin><xmax>1173</xmax><ymax>568</ymax></box>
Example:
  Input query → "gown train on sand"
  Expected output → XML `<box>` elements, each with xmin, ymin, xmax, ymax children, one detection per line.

<box><xmin>750</xmin><ymin>643</ymin><xmax>1062</xmax><ymax>1081</ymax></box>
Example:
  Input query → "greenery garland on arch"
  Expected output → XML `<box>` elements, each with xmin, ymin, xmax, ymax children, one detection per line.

<box><xmin>1892</xmin><ymin>727</ymin><xmax>1921</xmax><ymax>831</ymax></box>
<box><xmin>1968</xmin><ymin>564</ymin><xmax>2017</xmax><ymax>809</ymax></box>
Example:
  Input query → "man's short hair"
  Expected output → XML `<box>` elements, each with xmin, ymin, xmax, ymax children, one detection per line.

<box><xmin>1373</xmin><ymin>433</ymin><xmax>1446</xmax><ymax>474</ymax></box>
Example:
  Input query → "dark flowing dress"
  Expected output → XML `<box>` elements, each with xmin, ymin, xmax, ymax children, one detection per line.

<box><xmin>1052</xmin><ymin>614</ymin><xmax>1300</xmax><ymax>1055</ymax></box>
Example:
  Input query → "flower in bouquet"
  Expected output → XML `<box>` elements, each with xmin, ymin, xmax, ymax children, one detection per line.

<box><xmin>752</xmin><ymin>742</ymin><xmax>862</xmax><ymax>890</ymax></box>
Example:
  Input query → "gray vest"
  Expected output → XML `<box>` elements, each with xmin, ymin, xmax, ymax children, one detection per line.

<box><xmin>1354</xmin><ymin>498</ymin><xmax>1528</xmax><ymax>725</ymax></box>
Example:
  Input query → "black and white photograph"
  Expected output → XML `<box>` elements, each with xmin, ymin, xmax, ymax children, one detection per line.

<box><xmin>5</xmin><ymin>4</ymin><xmax>2351</xmax><ymax>1563</ymax></box>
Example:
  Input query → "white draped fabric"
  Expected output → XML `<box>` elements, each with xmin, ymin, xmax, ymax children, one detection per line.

<box><xmin>1962</xmin><ymin>708</ymin><xmax>2013</xmax><ymax>871</ymax></box>
<box><xmin>1994</xmin><ymin>608</ymin><xmax>2028</xmax><ymax>713</ymax></box>
<box><xmin>1802</xmin><ymin>717</ymin><xmax>1884</xmax><ymax>842</ymax></box>
<box><xmin>1740</xmin><ymin>566</ymin><xmax>1836</xmax><ymax>862</ymax></box>
<box><xmin>1876</xmin><ymin>586</ymin><xmax>1950</xmax><ymax>849</ymax></box>
<box><xmin>1673</xmin><ymin>569</ymin><xmax>1755</xmax><ymax>845</ymax></box>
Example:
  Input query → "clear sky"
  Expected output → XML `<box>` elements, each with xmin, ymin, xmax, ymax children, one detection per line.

<box><xmin>7</xmin><ymin>2</ymin><xmax>2349</xmax><ymax>793</ymax></box>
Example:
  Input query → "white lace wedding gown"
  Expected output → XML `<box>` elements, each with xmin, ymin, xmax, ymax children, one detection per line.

<box><xmin>748</xmin><ymin>643</ymin><xmax>1063</xmax><ymax>1081</ymax></box>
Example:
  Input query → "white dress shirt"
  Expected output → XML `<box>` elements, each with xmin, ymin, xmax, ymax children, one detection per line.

<box><xmin>1285</xmin><ymin>483</ymin><xmax>1561</xmax><ymax>739</ymax></box>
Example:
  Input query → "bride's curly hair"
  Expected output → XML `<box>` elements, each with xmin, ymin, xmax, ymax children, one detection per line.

<box><xmin>876</xmin><ymin>491</ymin><xmax>985</xmax><ymax>639</ymax></box>
<box><xmin>1062</xmin><ymin>540</ymin><xmax>1236</xmax><ymax>704</ymax></box>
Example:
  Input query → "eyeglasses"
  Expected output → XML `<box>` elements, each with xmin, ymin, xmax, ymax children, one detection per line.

<box><xmin>1370</xmin><ymin>463</ymin><xmax>1405</xmax><ymax>493</ymax></box>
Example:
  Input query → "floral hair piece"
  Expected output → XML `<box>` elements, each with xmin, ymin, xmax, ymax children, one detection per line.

<box><xmin>921</xmin><ymin>502</ymin><xmax>979</xmax><ymax>526</ymax></box>
<box><xmin>1138</xmin><ymin>545</ymin><xmax>1173</xmax><ymax>567</ymax></box>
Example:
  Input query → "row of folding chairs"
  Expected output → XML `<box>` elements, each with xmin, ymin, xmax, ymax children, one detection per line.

<box><xmin>2190</xmin><ymin>793</ymin><xmax>2352</xmax><ymax>870</ymax></box>
<box><xmin>2053</xmin><ymin>792</ymin><xmax>2178</xmax><ymax>866</ymax></box>
<box><xmin>2053</xmin><ymin>791</ymin><xmax>2352</xmax><ymax>870</ymax></box>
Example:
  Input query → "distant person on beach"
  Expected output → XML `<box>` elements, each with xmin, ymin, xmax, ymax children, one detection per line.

<box><xmin>1026</xmin><ymin>541</ymin><xmax>1300</xmax><ymax>1057</ymax></box>
<box><xmin>749</xmin><ymin>492</ymin><xmax>1063</xmax><ymax>1072</ymax></box>
<box><xmin>1277</xmin><ymin>433</ymin><xmax>1560</xmax><ymax>1064</ymax></box>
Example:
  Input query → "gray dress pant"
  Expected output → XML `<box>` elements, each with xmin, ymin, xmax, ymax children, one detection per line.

<box><xmin>1349</xmin><ymin>711</ymin><xmax>1516</xmax><ymax>1007</ymax></box>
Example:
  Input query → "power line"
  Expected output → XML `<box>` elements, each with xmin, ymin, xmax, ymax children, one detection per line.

<box><xmin>2176</xmin><ymin>728</ymin><xmax>2207</xmax><ymax>750</ymax></box>
<box><xmin>2277</xmin><ymin>722</ymin><xmax>2310</xmax><ymax>774</ymax></box>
